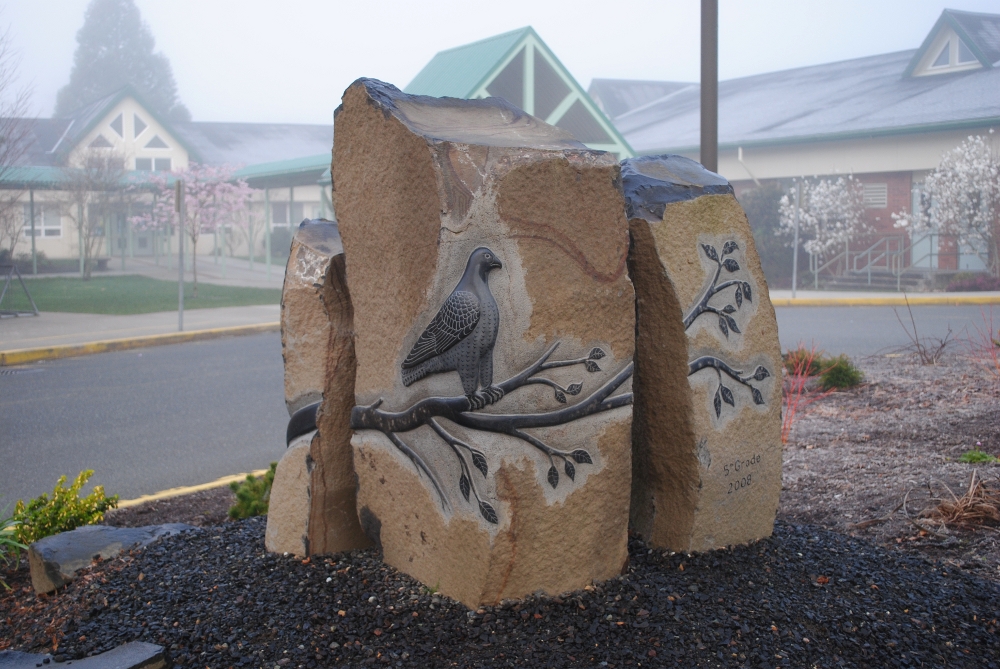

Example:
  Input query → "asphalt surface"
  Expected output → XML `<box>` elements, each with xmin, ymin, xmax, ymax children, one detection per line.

<box><xmin>774</xmin><ymin>303</ymin><xmax>995</xmax><ymax>357</ymax></box>
<box><xmin>0</xmin><ymin>332</ymin><xmax>287</xmax><ymax>508</ymax></box>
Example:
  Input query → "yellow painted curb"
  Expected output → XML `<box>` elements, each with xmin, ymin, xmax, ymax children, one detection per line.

<box><xmin>0</xmin><ymin>322</ymin><xmax>280</xmax><ymax>366</ymax></box>
<box><xmin>771</xmin><ymin>295</ymin><xmax>1000</xmax><ymax>307</ymax></box>
<box><xmin>116</xmin><ymin>469</ymin><xmax>270</xmax><ymax>509</ymax></box>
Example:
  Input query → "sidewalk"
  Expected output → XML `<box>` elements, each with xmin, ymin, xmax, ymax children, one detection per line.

<box><xmin>769</xmin><ymin>289</ymin><xmax>1000</xmax><ymax>306</ymax></box>
<box><xmin>0</xmin><ymin>305</ymin><xmax>279</xmax><ymax>352</ymax></box>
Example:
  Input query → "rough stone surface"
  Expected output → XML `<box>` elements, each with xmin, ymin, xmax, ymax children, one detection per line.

<box><xmin>28</xmin><ymin>524</ymin><xmax>192</xmax><ymax>594</ymax></box>
<box><xmin>622</xmin><ymin>154</ymin><xmax>783</xmax><ymax>552</ymax></box>
<box><xmin>280</xmin><ymin>218</ymin><xmax>344</xmax><ymax>416</ymax></box>
<box><xmin>277</xmin><ymin>218</ymin><xmax>370</xmax><ymax>556</ymax></box>
<box><xmin>0</xmin><ymin>642</ymin><xmax>167</xmax><ymax>669</ymax></box>
<box><xmin>264</xmin><ymin>439</ymin><xmax>312</xmax><ymax>556</ymax></box>
<box><xmin>333</xmin><ymin>79</ymin><xmax>635</xmax><ymax>607</ymax></box>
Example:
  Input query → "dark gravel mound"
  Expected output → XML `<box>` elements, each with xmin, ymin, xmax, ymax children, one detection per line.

<box><xmin>38</xmin><ymin>519</ymin><xmax>1000</xmax><ymax>667</ymax></box>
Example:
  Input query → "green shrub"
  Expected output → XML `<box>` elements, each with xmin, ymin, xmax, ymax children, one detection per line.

<box><xmin>12</xmin><ymin>471</ymin><xmax>118</xmax><ymax>545</ymax></box>
<box><xmin>959</xmin><ymin>449</ymin><xmax>998</xmax><ymax>464</ymax></box>
<box><xmin>228</xmin><ymin>463</ymin><xmax>277</xmax><ymax>519</ymax></box>
<box><xmin>819</xmin><ymin>355</ymin><xmax>864</xmax><ymax>390</ymax></box>
<box><xmin>0</xmin><ymin>510</ymin><xmax>27</xmax><ymax>589</ymax></box>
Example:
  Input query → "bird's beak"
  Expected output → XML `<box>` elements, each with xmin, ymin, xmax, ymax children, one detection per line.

<box><xmin>491</xmin><ymin>258</ymin><xmax>503</xmax><ymax>269</ymax></box>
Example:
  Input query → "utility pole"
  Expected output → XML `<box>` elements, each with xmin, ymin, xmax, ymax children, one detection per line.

<box><xmin>701</xmin><ymin>0</ymin><xmax>718</xmax><ymax>173</ymax></box>
<box><xmin>176</xmin><ymin>179</ymin><xmax>185</xmax><ymax>332</ymax></box>
<box><xmin>29</xmin><ymin>189</ymin><xmax>36</xmax><ymax>275</ymax></box>
<box><xmin>792</xmin><ymin>183</ymin><xmax>801</xmax><ymax>298</ymax></box>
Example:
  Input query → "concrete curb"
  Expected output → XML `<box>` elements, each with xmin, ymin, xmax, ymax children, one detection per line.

<box><xmin>771</xmin><ymin>295</ymin><xmax>1000</xmax><ymax>307</ymax></box>
<box><xmin>116</xmin><ymin>469</ymin><xmax>271</xmax><ymax>509</ymax></box>
<box><xmin>0</xmin><ymin>322</ymin><xmax>280</xmax><ymax>366</ymax></box>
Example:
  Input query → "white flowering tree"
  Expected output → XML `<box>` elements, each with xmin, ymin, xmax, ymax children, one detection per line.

<box><xmin>779</xmin><ymin>176</ymin><xmax>869</xmax><ymax>259</ymax></box>
<box><xmin>131</xmin><ymin>163</ymin><xmax>251</xmax><ymax>295</ymax></box>
<box><xmin>893</xmin><ymin>134</ymin><xmax>1000</xmax><ymax>278</ymax></box>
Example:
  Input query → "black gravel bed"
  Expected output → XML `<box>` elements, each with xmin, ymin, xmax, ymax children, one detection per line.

<box><xmin>39</xmin><ymin>517</ymin><xmax>1000</xmax><ymax>668</ymax></box>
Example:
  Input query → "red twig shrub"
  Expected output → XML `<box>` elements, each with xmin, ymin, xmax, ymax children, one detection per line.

<box><xmin>781</xmin><ymin>344</ymin><xmax>835</xmax><ymax>445</ymax></box>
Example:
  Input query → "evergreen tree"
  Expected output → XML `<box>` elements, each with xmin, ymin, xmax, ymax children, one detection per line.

<box><xmin>55</xmin><ymin>0</ymin><xmax>190</xmax><ymax>121</ymax></box>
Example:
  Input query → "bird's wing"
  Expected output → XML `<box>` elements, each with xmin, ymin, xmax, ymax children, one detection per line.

<box><xmin>401</xmin><ymin>290</ymin><xmax>480</xmax><ymax>369</ymax></box>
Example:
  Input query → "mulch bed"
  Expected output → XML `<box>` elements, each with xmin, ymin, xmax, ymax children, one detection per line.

<box><xmin>3</xmin><ymin>350</ymin><xmax>1000</xmax><ymax>666</ymax></box>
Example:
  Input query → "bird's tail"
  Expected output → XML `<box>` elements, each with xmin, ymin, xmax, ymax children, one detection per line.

<box><xmin>401</xmin><ymin>362</ymin><xmax>430</xmax><ymax>387</ymax></box>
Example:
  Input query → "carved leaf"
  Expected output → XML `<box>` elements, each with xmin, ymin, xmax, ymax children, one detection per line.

<box><xmin>726</xmin><ymin>315</ymin><xmax>741</xmax><ymax>334</ymax></box>
<box><xmin>714</xmin><ymin>386</ymin><xmax>722</xmax><ymax>418</ymax></box>
<box><xmin>479</xmin><ymin>501</ymin><xmax>498</xmax><ymax>524</ymax></box>
<box><xmin>723</xmin><ymin>304</ymin><xmax>736</xmax><ymax>314</ymax></box>
<box><xmin>571</xmin><ymin>449</ymin><xmax>593</xmax><ymax>464</ymax></box>
<box><xmin>566</xmin><ymin>383</ymin><xmax>583</xmax><ymax>396</ymax></box>
<box><xmin>564</xmin><ymin>459</ymin><xmax>576</xmax><ymax>481</ymax></box>
<box><xmin>471</xmin><ymin>451</ymin><xmax>488</xmax><ymax>478</ymax></box>
<box><xmin>702</xmin><ymin>244</ymin><xmax>719</xmax><ymax>261</ymax></box>
<box><xmin>742</xmin><ymin>282</ymin><xmax>753</xmax><ymax>302</ymax></box>
<box><xmin>588</xmin><ymin>347</ymin><xmax>606</xmax><ymax>360</ymax></box>
<box><xmin>721</xmin><ymin>385</ymin><xmax>735</xmax><ymax>406</ymax></box>
<box><xmin>735</xmin><ymin>284</ymin><xmax>743</xmax><ymax>308</ymax></box>
<box><xmin>723</xmin><ymin>241</ymin><xmax>739</xmax><ymax>255</ymax></box>
<box><xmin>585</xmin><ymin>360</ymin><xmax>602</xmax><ymax>373</ymax></box>
<box><xmin>554</xmin><ymin>389</ymin><xmax>567</xmax><ymax>404</ymax></box>
<box><xmin>753</xmin><ymin>366</ymin><xmax>770</xmax><ymax>381</ymax></box>
<box><xmin>459</xmin><ymin>474</ymin><xmax>471</xmax><ymax>501</ymax></box>
<box><xmin>752</xmin><ymin>387</ymin><xmax>765</xmax><ymax>405</ymax></box>
<box><xmin>547</xmin><ymin>466</ymin><xmax>559</xmax><ymax>489</ymax></box>
<box><xmin>718</xmin><ymin>315</ymin><xmax>729</xmax><ymax>338</ymax></box>
<box><xmin>722</xmin><ymin>258</ymin><xmax>740</xmax><ymax>272</ymax></box>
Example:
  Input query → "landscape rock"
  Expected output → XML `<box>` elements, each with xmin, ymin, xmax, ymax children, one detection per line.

<box><xmin>277</xmin><ymin>218</ymin><xmax>370</xmax><ymax>555</ymax></box>
<box><xmin>28</xmin><ymin>524</ymin><xmax>192</xmax><ymax>594</ymax></box>
<box><xmin>265</xmin><ymin>439</ymin><xmax>312</xmax><ymax>556</ymax></box>
<box><xmin>333</xmin><ymin>78</ymin><xmax>635</xmax><ymax>606</ymax></box>
<box><xmin>0</xmin><ymin>642</ymin><xmax>167</xmax><ymax>668</ymax></box>
<box><xmin>621</xmin><ymin>154</ymin><xmax>782</xmax><ymax>552</ymax></box>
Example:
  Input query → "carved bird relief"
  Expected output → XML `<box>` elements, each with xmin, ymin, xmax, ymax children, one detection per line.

<box><xmin>401</xmin><ymin>247</ymin><xmax>504</xmax><ymax>410</ymax></box>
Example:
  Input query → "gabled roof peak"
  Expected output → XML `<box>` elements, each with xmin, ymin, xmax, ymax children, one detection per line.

<box><xmin>904</xmin><ymin>8</ymin><xmax>1000</xmax><ymax>77</ymax></box>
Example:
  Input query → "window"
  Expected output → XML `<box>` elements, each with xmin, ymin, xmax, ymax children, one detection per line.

<box><xmin>270</xmin><ymin>202</ymin><xmax>304</xmax><ymax>226</ymax></box>
<box><xmin>863</xmin><ymin>183</ymin><xmax>888</xmax><ymax>209</ymax></box>
<box><xmin>134</xmin><ymin>114</ymin><xmax>147</xmax><ymax>137</ymax></box>
<box><xmin>931</xmin><ymin>42</ymin><xmax>950</xmax><ymax>68</ymax></box>
<box><xmin>22</xmin><ymin>204</ymin><xmax>62</xmax><ymax>237</ymax></box>
<box><xmin>958</xmin><ymin>39</ymin><xmax>977</xmax><ymax>64</ymax></box>
<box><xmin>110</xmin><ymin>113</ymin><xmax>123</xmax><ymax>137</ymax></box>
<box><xmin>88</xmin><ymin>134</ymin><xmax>113</xmax><ymax>148</ymax></box>
<box><xmin>154</xmin><ymin>158</ymin><xmax>171</xmax><ymax>172</ymax></box>
<box><xmin>136</xmin><ymin>157</ymin><xmax>152</xmax><ymax>171</ymax></box>
<box><xmin>145</xmin><ymin>135</ymin><xmax>169</xmax><ymax>149</ymax></box>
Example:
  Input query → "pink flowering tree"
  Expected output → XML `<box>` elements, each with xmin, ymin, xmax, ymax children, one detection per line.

<box><xmin>132</xmin><ymin>163</ymin><xmax>251</xmax><ymax>296</ymax></box>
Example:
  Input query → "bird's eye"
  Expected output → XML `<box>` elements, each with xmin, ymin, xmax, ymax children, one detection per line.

<box><xmin>485</xmin><ymin>254</ymin><xmax>491</xmax><ymax>259</ymax></box>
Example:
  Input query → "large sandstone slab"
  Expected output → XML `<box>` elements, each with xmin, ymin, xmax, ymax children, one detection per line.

<box><xmin>622</xmin><ymin>155</ymin><xmax>782</xmax><ymax>552</ymax></box>
<box><xmin>334</xmin><ymin>79</ymin><xmax>635</xmax><ymax>607</ymax></box>
<box><xmin>277</xmin><ymin>219</ymin><xmax>371</xmax><ymax>555</ymax></box>
<box><xmin>28</xmin><ymin>524</ymin><xmax>192</xmax><ymax>594</ymax></box>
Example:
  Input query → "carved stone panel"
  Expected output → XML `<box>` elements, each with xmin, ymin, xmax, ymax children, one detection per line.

<box><xmin>622</xmin><ymin>155</ymin><xmax>782</xmax><ymax>552</ymax></box>
<box><xmin>333</xmin><ymin>79</ymin><xmax>635</xmax><ymax>607</ymax></box>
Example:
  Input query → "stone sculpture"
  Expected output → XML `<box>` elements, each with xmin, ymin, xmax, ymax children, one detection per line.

<box><xmin>267</xmin><ymin>219</ymin><xmax>370</xmax><ymax>556</ymax></box>
<box><xmin>332</xmin><ymin>78</ymin><xmax>635</xmax><ymax>606</ymax></box>
<box><xmin>621</xmin><ymin>155</ymin><xmax>783</xmax><ymax>552</ymax></box>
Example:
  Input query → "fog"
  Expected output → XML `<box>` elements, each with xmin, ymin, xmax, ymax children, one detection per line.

<box><xmin>6</xmin><ymin>0</ymin><xmax>999</xmax><ymax>124</ymax></box>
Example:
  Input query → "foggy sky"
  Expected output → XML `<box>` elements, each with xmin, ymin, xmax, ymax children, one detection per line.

<box><xmin>5</xmin><ymin>0</ymin><xmax>999</xmax><ymax>124</ymax></box>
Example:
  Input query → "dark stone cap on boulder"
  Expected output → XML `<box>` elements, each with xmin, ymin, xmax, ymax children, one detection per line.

<box><xmin>0</xmin><ymin>641</ymin><xmax>167</xmax><ymax>668</ymax></box>
<box><xmin>621</xmin><ymin>155</ymin><xmax>733</xmax><ymax>222</ymax></box>
<box><xmin>337</xmin><ymin>78</ymin><xmax>589</xmax><ymax>151</ymax></box>
<box><xmin>295</xmin><ymin>218</ymin><xmax>342</xmax><ymax>257</ymax></box>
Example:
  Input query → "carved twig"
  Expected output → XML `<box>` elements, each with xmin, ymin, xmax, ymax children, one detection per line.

<box><xmin>683</xmin><ymin>242</ymin><xmax>753</xmax><ymax>332</ymax></box>
<box><xmin>350</xmin><ymin>344</ymin><xmax>632</xmax><ymax>523</ymax></box>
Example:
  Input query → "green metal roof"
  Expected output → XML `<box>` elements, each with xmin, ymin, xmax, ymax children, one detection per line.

<box><xmin>405</xmin><ymin>27</ymin><xmax>530</xmax><ymax>98</ymax></box>
<box><xmin>234</xmin><ymin>153</ymin><xmax>331</xmax><ymax>189</ymax></box>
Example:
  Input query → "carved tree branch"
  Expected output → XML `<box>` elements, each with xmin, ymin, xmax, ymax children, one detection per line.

<box><xmin>349</xmin><ymin>343</ymin><xmax>632</xmax><ymax>522</ymax></box>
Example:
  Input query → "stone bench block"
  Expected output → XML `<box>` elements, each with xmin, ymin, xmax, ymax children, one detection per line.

<box><xmin>0</xmin><ymin>642</ymin><xmax>167</xmax><ymax>668</ymax></box>
<box><xmin>622</xmin><ymin>155</ymin><xmax>782</xmax><ymax>552</ymax></box>
<box><xmin>333</xmin><ymin>79</ymin><xmax>635</xmax><ymax>607</ymax></box>
<box><xmin>274</xmin><ymin>219</ymin><xmax>371</xmax><ymax>556</ymax></box>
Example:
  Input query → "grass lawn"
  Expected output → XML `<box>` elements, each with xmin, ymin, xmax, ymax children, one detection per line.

<box><xmin>2</xmin><ymin>275</ymin><xmax>280</xmax><ymax>315</ymax></box>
